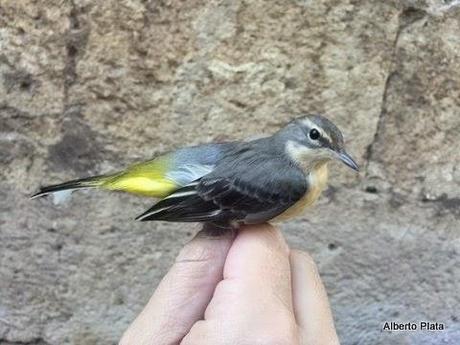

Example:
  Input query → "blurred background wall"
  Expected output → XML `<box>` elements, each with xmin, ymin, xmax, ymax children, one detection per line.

<box><xmin>1</xmin><ymin>0</ymin><xmax>459</xmax><ymax>344</ymax></box>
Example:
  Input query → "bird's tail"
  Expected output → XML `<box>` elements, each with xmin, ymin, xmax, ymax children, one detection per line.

<box><xmin>30</xmin><ymin>175</ymin><xmax>109</xmax><ymax>199</ymax></box>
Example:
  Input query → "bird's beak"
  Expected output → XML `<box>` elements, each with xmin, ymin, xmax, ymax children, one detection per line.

<box><xmin>338</xmin><ymin>151</ymin><xmax>359</xmax><ymax>172</ymax></box>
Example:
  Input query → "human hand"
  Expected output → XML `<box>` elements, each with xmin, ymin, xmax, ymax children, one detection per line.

<box><xmin>120</xmin><ymin>224</ymin><xmax>339</xmax><ymax>345</ymax></box>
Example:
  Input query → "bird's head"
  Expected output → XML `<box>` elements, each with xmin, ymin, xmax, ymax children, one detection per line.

<box><xmin>282</xmin><ymin>114</ymin><xmax>359</xmax><ymax>172</ymax></box>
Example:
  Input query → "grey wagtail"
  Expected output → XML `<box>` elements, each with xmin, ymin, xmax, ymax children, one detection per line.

<box><xmin>32</xmin><ymin>115</ymin><xmax>359</xmax><ymax>228</ymax></box>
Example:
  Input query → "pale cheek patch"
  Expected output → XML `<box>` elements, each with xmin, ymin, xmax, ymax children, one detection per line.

<box><xmin>286</xmin><ymin>141</ymin><xmax>314</xmax><ymax>161</ymax></box>
<box><xmin>286</xmin><ymin>141</ymin><xmax>333</xmax><ymax>170</ymax></box>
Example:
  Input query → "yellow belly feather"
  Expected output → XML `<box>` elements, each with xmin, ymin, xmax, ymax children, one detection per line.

<box><xmin>273</xmin><ymin>162</ymin><xmax>329</xmax><ymax>221</ymax></box>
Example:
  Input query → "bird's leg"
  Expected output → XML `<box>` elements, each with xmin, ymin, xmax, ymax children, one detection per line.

<box><xmin>198</xmin><ymin>222</ymin><xmax>239</xmax><ymax>238</ymax></box>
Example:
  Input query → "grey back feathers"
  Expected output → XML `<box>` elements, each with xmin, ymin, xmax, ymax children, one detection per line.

<box><xmin>166</xmin><ymin>143</ymin><xmax>233</xmax><ymax>186</ymax></box>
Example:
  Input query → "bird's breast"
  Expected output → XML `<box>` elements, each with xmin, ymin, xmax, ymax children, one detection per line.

<box><xmin>273</xmin><ymin>162</ymin><xmax>329</xmax><ymax>221</ymax></box>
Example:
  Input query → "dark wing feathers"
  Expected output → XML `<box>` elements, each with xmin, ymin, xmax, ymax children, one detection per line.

<box><xmin>135</xmin><ymin>184</ymin><xmax>222</xmax><ymax>222</ymax></box>
<box><xmin>136</xmin><ymin>147</ymin><xmax>308</xmax><ymax>224</ymax></box>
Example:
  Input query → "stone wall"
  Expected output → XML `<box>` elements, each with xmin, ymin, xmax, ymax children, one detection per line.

<box><xmin>1</xmin><ymin>0</ymin><xmax>459</xmax><ymax>344</ymax></box>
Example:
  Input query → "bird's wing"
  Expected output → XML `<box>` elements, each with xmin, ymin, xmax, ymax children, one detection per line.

<box><xmin>136</xmin><ymin>148</ymin><xmax>308</xmax><ymax>224</ymax></box>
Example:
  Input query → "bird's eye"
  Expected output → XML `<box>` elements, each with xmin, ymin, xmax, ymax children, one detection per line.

<box><xmin>309</xmin><ymin>128</ymin><xmax>320</xmax><ymax>140</ymax></box>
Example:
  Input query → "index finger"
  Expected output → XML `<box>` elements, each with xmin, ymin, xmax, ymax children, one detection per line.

<box><xmin>226</xmin><ymin>224</ymin><xmax>293</xmax><ymax>310</ymax></box>
<box><xmin>290</xmin><ymin>250</ymin><xmax>339</xmax><ymax>345</ymax></box>
<box><xmin>120</xmin><ymin>227</ymin><xmax>234</xmax><ymax>345</ymax></box>
<box><xmin>206</xmin><ymin>223</ymin><xmax>294</xmax><ymax>318</ymax></box>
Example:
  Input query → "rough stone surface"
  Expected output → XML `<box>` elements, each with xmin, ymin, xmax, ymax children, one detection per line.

<box><xmin>1</xmin><ymin>0</ymin><xmax>459</xmax><ymax>344</ymax></box>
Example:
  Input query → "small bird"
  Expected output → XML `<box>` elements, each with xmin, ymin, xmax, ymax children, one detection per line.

<box><xmin>32</xmin><ymin>115</ymin><xmax>359</xmax><ymax>228</ymax></box>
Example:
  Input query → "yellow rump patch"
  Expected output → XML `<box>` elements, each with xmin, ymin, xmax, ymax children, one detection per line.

<box><xmin>105</xmin><ymin>176</ymin><xmax>177</xmax><ymax>197</ymax></box>
<box><xmin>101</xmin><ymin>156</ymin><xmax>179</xmax><ymax>197</ymax></box>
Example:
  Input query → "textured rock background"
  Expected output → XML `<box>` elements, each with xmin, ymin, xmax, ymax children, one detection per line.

<box><xmin>1</xmin><ymin>0</ymin><xmax>459</xmax><ymax>344</ymax></box>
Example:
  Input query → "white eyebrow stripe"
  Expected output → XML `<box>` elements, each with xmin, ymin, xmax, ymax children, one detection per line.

<box><xmin>301</xmin><ymin>118</ymin><xmax>316</xmax><ymax>129</ymax></box>
<box><xmin>320</xmin><ymin>129</ymin><xmax>332</xmax><ymax>143</ymax></box>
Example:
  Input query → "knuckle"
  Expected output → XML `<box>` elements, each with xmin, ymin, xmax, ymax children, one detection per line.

<box><xmin>171</xmin><ymin>260</ymin><xmax>212</xmax><ymax>284</ymax></box>
<box><xmin>173</xmin><ymin>247</ymin><xmax>218</xmax><ymax>280</ymax></box>
<box><xmin>175</xmin><ymin>243</ymin><xmax>214</xmax><ymax>264</ymax></box>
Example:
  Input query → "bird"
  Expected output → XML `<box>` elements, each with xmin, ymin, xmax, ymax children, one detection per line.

<box><xmin>31</xmin><ymin>114</ymin><xmax>359</xmax><ymax>229</ymax></box>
